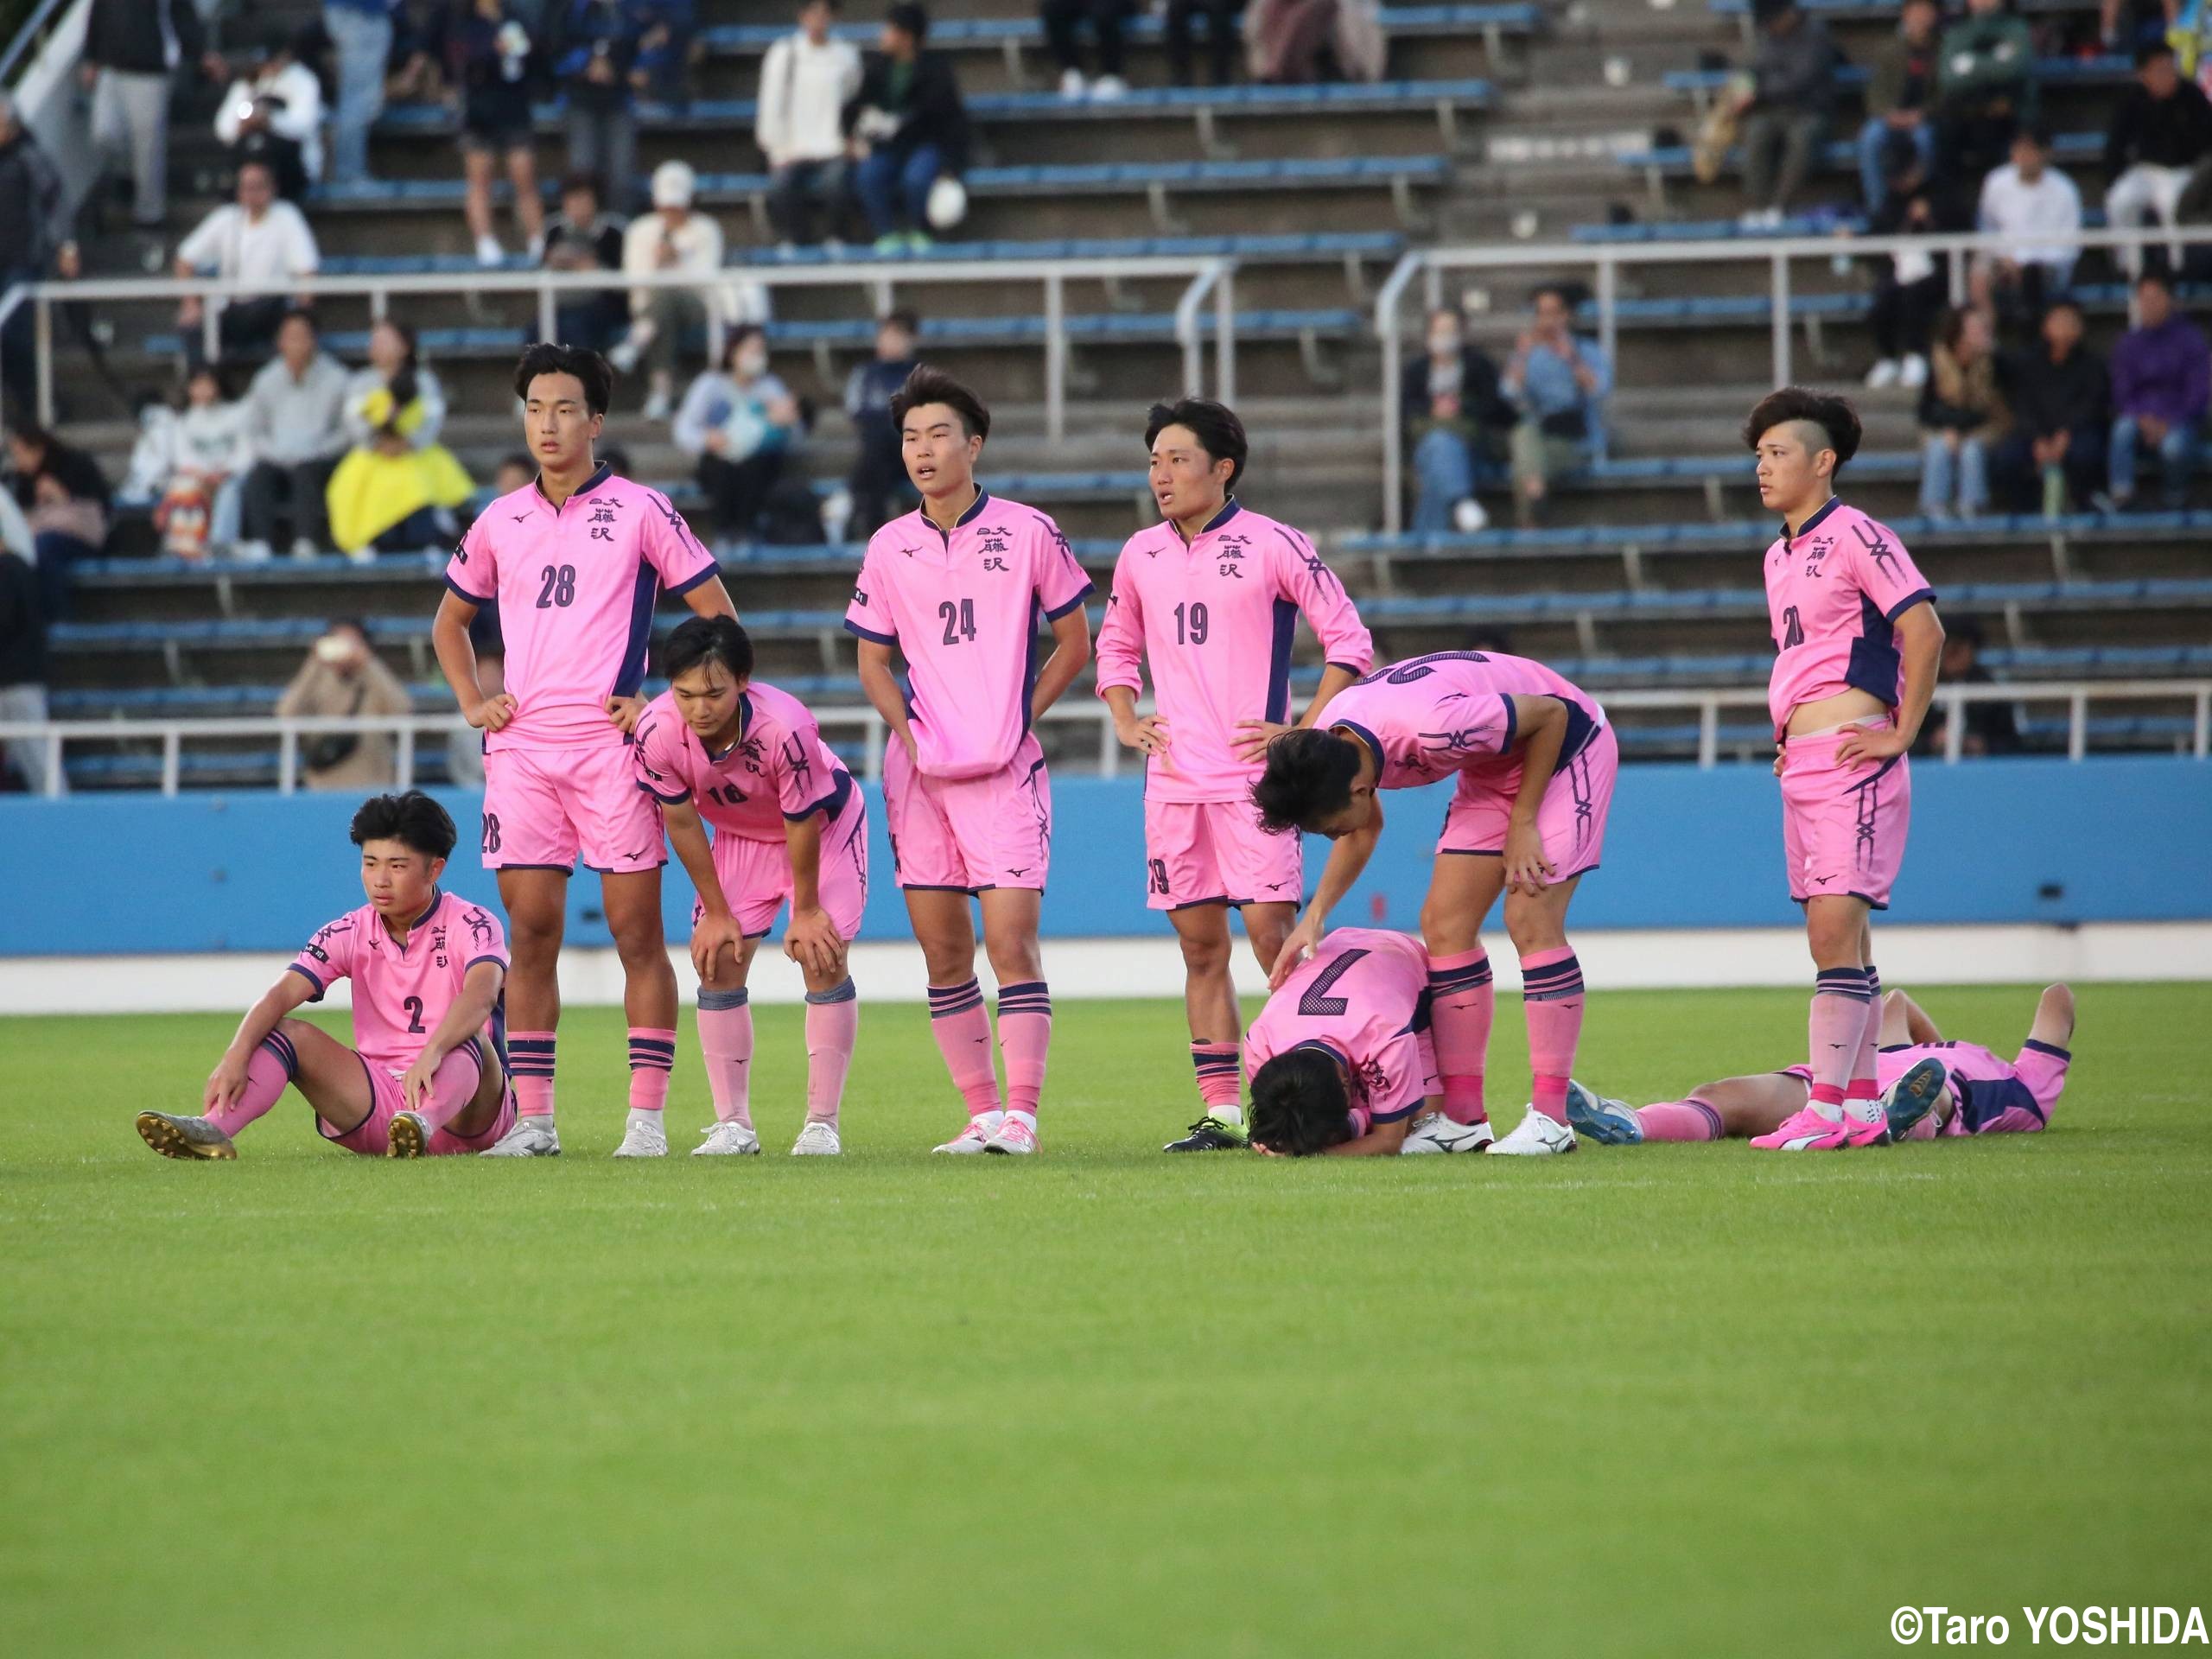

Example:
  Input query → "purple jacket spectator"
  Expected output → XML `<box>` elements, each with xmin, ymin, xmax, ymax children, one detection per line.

<box><xmin>2110</xmin><ymin>314</ymin><xmax>2210</xmax><ymax>428</ymax></box>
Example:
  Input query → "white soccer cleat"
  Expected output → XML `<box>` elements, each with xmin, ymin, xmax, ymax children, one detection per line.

<box><xmin>1484</xmin><ymin>1107</ymin><xmax>1577</xmax><ymax>1155</ymax></box>
<box><xmin>480</xmin><ymin>1116</ymin><xmax>562</xmax><ymax>1157</ymax></box>
<box><xmin>387</xmin><ymin>1110</ymin><xmax>433</xmax><ymax>1158</ymax></box>
<box><xmin>791</xmin><ymin>1121</ymin><xmax>842</xmax><ymax>1156</ymax></box>
<box><xmin>691</xmin><ymin>1121</ymin><xmax>762</xmax><ymax>1156</ymax></box>
<box><xmin>136</xmin><ymin>1111</ymin><xmax>237</xmax><ymax>1160</ymax></box>
<box><xmin>612</xmin><ymin>1112</ymin><xmax>668</xmax><ymax>1158</ymax></box>
<box><xmin>1400</xmin><ymin>1110</ymin><xmax>1496</xmax><ymax>1154</ymax></box>
<box><xmin>984</xmin><ymin>1116</ymin><xmax>1038</xmax><ymax>1155</ymax></box>
<box><xmin>932</xmin><ymin>1116</ymin><xmax>998</xmax><ymax>1154</ymax></box>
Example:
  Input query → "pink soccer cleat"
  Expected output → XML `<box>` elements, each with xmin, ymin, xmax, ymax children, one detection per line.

<box><xmin>983</xmin><ymin>1116</ymin><xmax>1038</xmax><ymax>1156</ymax></box>
<box><xmin>1837</xmin><ymin>1112</ymin><xmax>1891</xmax><ymax>1148</ymax></box>
<box><xmin>1750</xmin><ymin>1106</ymin><xmax>1854</xmax><ymax>1151</ymax></box>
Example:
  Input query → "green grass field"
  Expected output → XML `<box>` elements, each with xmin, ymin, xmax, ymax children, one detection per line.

<box><xmin>4</xmin><ymin>983</ymin><xmax>2209</xmax><ymax>1657</ymax></box>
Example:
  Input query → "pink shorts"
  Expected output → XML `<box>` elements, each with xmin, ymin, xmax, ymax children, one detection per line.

<box><xmin>1779</xmin><ymin>721</ymin><xmax>1911</xmax><ymax>910</ymax></box>
<box><xmin>883</xmin><ymin>731</ymin><xmax>1052</xmax><ymax>893</ymax></box>
<box><xmin>317</xmin><ymin>1039</ymin><xmax>516</xmax><ymax>1155</ymax></box>
<box><xmin>481</xmin><ymin>741</ymin><xmax>666</xmax><ymax>875</ymax></box>
<box><xmin>694</xmin><ymin>790</ymin><xmax>870</xmax><ymax>940</ymax></box>
<box><xmin>1143</xmin><ymin>797</ymin><xmax>1303</xmax><ymax>911</ymax></box>
<box><xmin>1437</xmin><ymin>722</ymin><xmax>1617</xmax><ymax>878</ymax></box>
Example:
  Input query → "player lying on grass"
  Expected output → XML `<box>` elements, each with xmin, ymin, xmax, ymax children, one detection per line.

<box><xmin>1243</xmin><ymin>928</ymin><xmax>1444</xmax><ymax>1156</ymax></box>
<box><xmin>1253</xmin><ymin>650</ymin><xmax>1618</xmax><ymax>1157</ymax></box>
<box><xmin>1566</xmin><ymin>983</ymin><xmax>2074</xmax><ymax>1147</ymax></box>
<box><xmin>635</xmin><ymin>615</ymin><xmax>868</xmax><ymax>1156</ymax></box>
<box><xmin>137</xmin><ymin>791</ymin><xmax>514</xmax><ymax>1160</ymax></box>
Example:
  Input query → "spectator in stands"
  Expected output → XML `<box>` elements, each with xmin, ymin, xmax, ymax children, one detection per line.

<box><xmin>540</xmin><ymin>171</ymin><xmax>630</xmax><ymax>352</ymax></box>
<box><xmin>433</xmin><ymin>0</ymin><xmax>550</xmax><ymax>266</ymax></box>
<box><xmin>276</xmin><ymin>618</ymin><xmax>414</xmax><ymax>791</ymax></box>
<box><xmin>326</xmin><ymin>320</ymin><xmax>475</xmax><ymax>558</ymax></box>
<box><xmin>635</xmin><ymin>0</ymin><xmax>700</xmax><ymax>108</ymax></box>
<box><xmin>2103</xmin><ymin>269</ymin><xmax>2209</xmax><ymax>510</ymax></box>
<box><xmin>5</xmin><ymin>422</ymin><xmax>110</xmax><ymax>625</ymax></box>
<box><xmin>213</xmin><ymin>29</ymin><xmax>327</xmax><ymax>201</ymax></box>
<box><xmin>1922</xmin><ymin>617</ymin><xmax>2021</xmax><ymax>755</ymax></box>
<box><xmin>611</xmin><ymin>160</ymin><xmax>768</xmax><ymax>421</ymax></box>
<box><xmin>2101</xmin><ymin>0</ymin><xmax>2179</xmax><ymax>55</ymax></box>
<box><xmin>0</xmin><ymin>93</ymin><xmax>81</xmax><ymax>423</ymax></box>
<box><xmin>1244</xmin><ymin>0</ymin><xmax>1386</xmax><ymax>84</ymax></box>
<box><xmin>844</xmin><ymin>3</ymin><xmax>969</xmax><ymax>252</ymax></box>
<box><xmin>0</xmin><ymin>521</ymin><xmax>53</xmax><ymax>794</ymax></box>
<box><xmin>672</xmin><ymin>324</ymin><xmax>802</xmax><ymax>545</ymax></box>
<box><xmin>1166</xmin><ymin>0</ymin><xmax>1243</xmax><ymax>86</ymax></box>
<box><xmin>1864</xmin><ymin>141</ymin><xmax>1965</xmax><ymax>390</ymax></box>
<box><xmin>1732</xmin><ymin>0</ymin><xmax>1840</xmax><ymax>228</ymax></box>
<box><xmin>1858</xmin><ymin>0</ymin><xmax>1941</xmax><ymax>214</ymax></box>
<box><xmin>146</xmin><ymin>365</ymin><xmax>254</xmax><ymax>561</ymax></box>
<box><xmin>1935</xmin><ymin>0</ymin><xmax>2036</xmax><ymax>183</ymax></box>
<box><xmin>174</xmin><ymin>162</ymin><xmax>321</xmax><ymax>367</ymax></box>
<box><xmin>80</xmin><ymin>0</ymin><xmax>225</xmax><ymax>237</ymax></box>
<box><xmin>327</xmin><ymin>0</ymin><xmax>402</xmax><ymax>188</ymax></box>
<box><xmin>757</xmin><ymin>0</ymin><xmax>864</xmax><ymax>247</ymax></box>
<box><xmin>552</xmin><ymin>0</ymin><xmax>645</xmax><ymax>209</ymax></box>
<box><xmin>1918</xmin><ymin>306</ymin><xmax>2010</xmax><ymax>521</ymax></box>
<box><xmin>835</xmin><ymin>308</ymin><xmax>919</xmax><ymax>540</ymax></box>
<box><xmin>1403</xmin><ymin>305</ymin><xmax>1510</xmax><ymax>535</ymax></box>
<box><xmin>2104</xmin><ymin>43</ymin><xmax>2212</xmax><ymax>280</ymax></box>
<box><xmin>1044</xmin><ymin>0</ymin><xmax>1132</xmax><ymax>100</ymax></box>
<box><xmin>240</xmin><ymin>308</ymin><xmax>352</xmax><ymax>560</ymax></box>
<box><xmin>1500</xmin><ymin>285</ymin><xmax>1609</xmax><ymax>529</ymax></box>
<box><xmin>1995</xmin><ymin>296</ymin><xmax>2109</xmax><ymax>516</ymax></box>
<box><xmin>1970</xmin><ymin>126</ymin><xmax>2081</xmax><ymax>322</ymax></box>
<box><xmin>387</xmin><ymin>0</ymin><xmax>449</xmax><ymax>105</ymax></box>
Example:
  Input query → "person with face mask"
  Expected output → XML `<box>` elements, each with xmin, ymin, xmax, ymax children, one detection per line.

<box><xmin>1402</xmin><ymin>306</ymin><xmax>1510</xmax><ymax>535</ymax></box>
<box><xmin>670</xmin><ymin>325</ymin><xmax>804</xmax><ymax>544</ymax></box>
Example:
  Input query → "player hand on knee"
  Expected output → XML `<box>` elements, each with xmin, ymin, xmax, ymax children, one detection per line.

<box><xmin>1503</xmin><ymin>820</ymin><xmax>1555</xmax><ymax>896</ymax></box>
<box><xmin>691</xmin><ymin>910</ymin><xmax>745</xmax><ymax>983</ymax></box>
<box><xmin>785</xmin><ymin>906</ymin><xmax>844</xmax><ymax>978</ymax></box>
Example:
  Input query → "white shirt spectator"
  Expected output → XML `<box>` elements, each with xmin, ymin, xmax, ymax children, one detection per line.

<box><xmin>620</xmin><ymin>209</ymin><xmax>768</xmax><ymax>327</ymax></box>
<box><xmin>755</xmin><ymin>30</ymin><xmax>861</xmax><ymax>167</ymax></box>
<box><xmin>176</xmin><ymin>198</ymin><xmax>321</xmax><ymax>292</ymax></box>
<box><xmin>213</xmin><ymin>61</ymin><xmax>327</xmax><ymax>182</ymax></box>
<box><xmin>1977</xmin><ymin>162</ymin><xmax>2083</xmax><ymax>270</ymax></box>
<box><xmin>244</xmin><ymin>350</ymin><xmax>353</xmax><ymax>467</ymax></box>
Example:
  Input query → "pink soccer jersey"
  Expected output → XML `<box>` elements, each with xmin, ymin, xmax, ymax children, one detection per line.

<box><xmin>444</xmin><ymin>464</ymin><xmax>721</xmax><ymax>753</ymax></box>
<box><xmin>1321</xmin><ymin>651</ymin><xmax>1606</xmax><ymax>791</ymax></box>
<box><xmin>1879</xmin><ymin>1039</ymin><xmax>2069</xmax><ymax>1135</ymax></box>
<box><xmin>1094</xmin><ymin>501</ymin><xmax>1373</xmax><ymax>804</ymax></box>
<box><xmin>287</xmin><ymin>890</ymin><xmax>509</xmax><ymax>1074</ymax></box>
<box><xmin>1763</xmin><ymin>498</ymin><xmax>1936</xmax><ymax>735</ymax></box>
<box><xmin>1245</xmin><ymin>928</ymin><xmax>1433</xmax><ymax>1124</ymax></box>
<box><xmin>842</xmin><ymin>490</ymin><xmax>1093</xmax><ymax>779</ymax></box>
<box><xmin>632</xmin><ymin>683</ymin><xmax>855</xmax><ymax>842</ymax></box>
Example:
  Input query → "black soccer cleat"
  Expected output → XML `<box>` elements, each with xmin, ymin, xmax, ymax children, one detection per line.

<box><xmin>1164</xmin><ymin>1115</ymin><xmax>1248</xmax><ymax>1153</ymax></box>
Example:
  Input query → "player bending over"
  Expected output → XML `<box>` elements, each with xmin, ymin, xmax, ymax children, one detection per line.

<box><xmin>634</xmin><ymin>616</ymin><xmax>868</xmax><ymax>1156</ymax></box>
<box><xmin>843</xmin><ymin>367</ymin><xmax>1093</xmax><ymax>1155</ymax></box>
<box><xmin>1244</xmin><ymin>929</ymin><xmax>1442</xmax><ymax>1156</ymax></box>
<box><xmin>1253</xmin><ymin>650</ymin><xmax>1619</xmax><ymax>1158</ymax></box>
<box><xmin>1567</xmin><ymin>983</ymin><xmax>2074</xmax><ymax>1146</ymax></box>
<box><xmin>1745</xmin><ymin>388</ymin><xmax>1943</xmax><ymax>1152</ymax></box>
<box><xmin>433</xmin><ymin>343</ymin><xmax>737</xmax><ymax>1159</ymax></box>
<box><xmin>1095</xmin><ymin>398</ymin><xmax>1373</xmax><ymax>1152</ymax></box>
<box><xmin>137</xmin><ymin>792</ymin><xmax>514</xmax><ymax>1160</ymax></box>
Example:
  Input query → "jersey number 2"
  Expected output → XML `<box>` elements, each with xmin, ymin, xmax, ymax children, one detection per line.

<box><xmin>1780</xmin><ymin>605</ymin><xmax>1804</xmax><ymax>650</ymax></box>
<box><xmin>402</xmin><ymin>995</ymin><xmax>427</xmax><ymax>1034</ymax></box>
<box><xmin>1298</xmin><ymin>948</ymin><xmax>1370</xmax><ymax>1017</ymax></box>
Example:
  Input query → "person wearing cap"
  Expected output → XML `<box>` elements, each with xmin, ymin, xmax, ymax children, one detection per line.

<box><xmin>610</xmin><ymin>158</ymin><xmax>769</xmax><ymax>419</ymax></box>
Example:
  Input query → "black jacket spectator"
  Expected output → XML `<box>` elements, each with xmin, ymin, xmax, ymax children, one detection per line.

<box><xmin>1399</xmin><ymin>342</ymin><xmax>1514</xmax><ymax>436</ymax></box>
<box><xmin>431</xmin><ymin>1</ymin><xmax>548</xmax><ymax>134</ymax></box>
<box><xmin>2103</xmin><ymin>75</ymin><xmax>2212</xmax><ymax>178</ymax></box>
<box><xmin>1750</xmin><ymin>6</ymin><xmax>1840</xmax><ymax>117</ymax></box>
<box><xmin>84</xmin><ymin>0</ymin><xmax>207</xmax><ymax>76</ymax></box>
<box><xmin>551</xmin><ymin>0</ymin><xmax>642</xmax><ymax>111</ymax></box>
<box><xmin>2006</xmin><ymin>343</ymin><xmax>2110</xmax><ymax>441</ymax></box>
<box><xmin>843</xmin><ymin>50</ymin><xmax>969</xmax><ymax>169</ymax></box>
<box><xmin>0</xmin><ymin>121</ymin><xmax>68</xmax><ymax>272</ymax></box>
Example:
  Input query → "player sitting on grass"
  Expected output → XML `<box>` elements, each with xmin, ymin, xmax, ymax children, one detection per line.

<box><xmin>137</xmin><ymin>791</ymin><xmax>514</xmax><ymax>1160</ymax></box>
<box><xmin>1243</xmin><ymin>928</ymin><xmax>1442</xmax><ymax>1156</ymax></box>
<box><xmin>634</xmin><ymin>615</ymin><xmax>868</xmax><ymax>1157</ymax></box>
<box><xmin>1566</xmin><ymin>983</ymin><xmax>2074</xmax><ymax>1147</ymax></box>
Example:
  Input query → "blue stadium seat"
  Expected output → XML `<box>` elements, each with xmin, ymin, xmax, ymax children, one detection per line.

<box><xmin>1662</xmin><ymin>56</ymin><xmax>2128</xmax><ymax>98</ymax></box>
<box><xmin>695</xmin><ymin>4</ymin><xmax>1539</xmax><ymax>52</ymax></box>
<box><xmin>1620</xmin><ymin>128</ymin><xmax>2100</xmax><ymax>177</ymax></box>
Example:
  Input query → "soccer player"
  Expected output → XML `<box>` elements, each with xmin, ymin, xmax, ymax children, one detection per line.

<box><xmin>137</xmin><ymin>792</ymin><xmax>515</xmax><ymax>1160</ymax></box>
<box><xmin>1567</xmin><ymin>983</ymin><xmax>2075</xmax><ymax>1146</ymax></box>
<box><xmin>1243</xmin><ymin>927</ymin><xmax>1442</xmax><ymax>1156</ymax></box>
<box><xmin>1095</xmin><ymin>398</ymin><xmax>1374</xmax><ymax>1153</ymax></box>
<box><xmin>1253</xmin><ymin>649</ymin><xmax>1619</xmax><ymax>1157</ymax></box>
<box><xmin>632</xmin><ymin>615</ymin><xmax>868</xmax><ymax>1156</ymax></box>
<box><xmin>843</xmin><ymin>366</ymin><xmax>1094</xmax><ymax>1155</ymax></box>
<box><xmin>432</xmin><ymin>343</ymin><xmax>737</xmax><ymax>1159</ymax></box>
<box><xmin>1744</xmin><ymin>389</ymin><xmax>1944</xmax><ymax>1152</ymax></box>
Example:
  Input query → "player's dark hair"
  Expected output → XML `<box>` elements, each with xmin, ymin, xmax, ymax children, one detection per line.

<box><xmin>721</xmin><ymin>322</ymin><xmax>767</xmax><ymax>372</ymax></box>
<box><xmin>882</xmin><ymin>308</ymin><xmax>919</xmax><ymax>336</ymax></box>
<box><xmin>559</xmin><ymin>168</ymin><xmax>603</xmax><ymax>200</ymax></box>
<box><xmin>1742</xmin><ymin>387</ymin><xmax>1863</xmax><ymax>472</ymax></box>
<box><xmin>1250</xmin><ymin>727</ymin><xmax>1363</xmax><ymax>836</ymax></box>
<box><xmin>887</xmin><ymin>2</ymin><xmax>928</xmax><ymax>41</ymax></box>
<box><xmin>350</xmin><ymin>790</ymin><xmax>458</xmax><ymax>859</ymax></box>
<box><xmin>513</xmin><ymin>341</ymin><xmax>614</xmax><ymax>416</ymax></box>
<box><xmin>1249</xmin><ymin>1050</ymin><xmax>1357</xmax><ymax>1156</ymax></box>
<box><xmin>891</xmin><ymin>365</ymin><xmax>989</xmax><ymax>441</ymax></box>
<box><xmin>277</xmin><ymin>306</ymin><xmax>318</xmax><ymax>337</ymax></box>
<box><xmin>1146</xmin><ymin>397</ymin><xmax>1247</xmax><ymax>492</ymax></box>
<box><xmin>664</xmin><ymin>614</ymin><xmax>755</xmax><ymax>685</ymax></box>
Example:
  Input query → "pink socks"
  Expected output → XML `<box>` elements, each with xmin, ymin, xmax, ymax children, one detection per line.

<box><xmin>627</xmin><ymin>1027</ymin><xmax>677</xmax><ymax>1115</ymax></box>
<box><xmin>696</xmin><ymin>988</ymin><xmax>755</xmax><ymax>1129</ymax></box>
<box><xmin>1425</xmin><ymin>949</ymin><xmax>1495</xmax><ymax>1126</ymax></box>
<box><xmin>1191</xmin><ymin>1041</ymin><xmax>1242</xmax><ymax>1114</ymax></box>
<box><xmin>1637</xmin><ymin>1098</ymin><xmax>1725</xmax><ymax>1141</ymax></box>
<box><xmin>1808</xmin><ymin>967</ymin><xmax>1873</xmax><ymax>1119</ymax></box>
<box><xmin>1846</xmin><ymin>967</ymin><xmax>1884</xmax><ymax>1122</ymax></box>
<box><xmin>507</xmin><ymin>1030</ymin><xmax>556</xmax><ymax>1119</ymax></box>
<box><xmin>1519</xmin><ymin>947</ymin><xmax>1585</xmax><ymax>1124</ymax></box>
<box><xmin>206</xmin><ymin>1030</ymin><xmax>298</xmax><ymax>1139</ymax></box>
<box><xmin>804</xmin><ymin>980</ymin><xmax>860</xmax><ymax>1126</ymax></box>
<box><xmin>928</xmin><ymin>979</ymin><xmax>1003</xmax><ymax>1121</ymax></box>
<box><xmin>995</xmin><ymin>981</ymin><xmax>1052</xmax><ymax>1126</ymax></box>
<box><xmin>416</xmin><ymin>1042</ymin><xmax>486</xmax><ymax>1133</ymax></box>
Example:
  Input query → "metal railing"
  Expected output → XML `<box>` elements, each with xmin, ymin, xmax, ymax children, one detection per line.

<box><xmin>6</xmin><ymin>680</ymin><xmax>2206</xmax><ymax>798</ymax></box>
<box><xmin>0</xmin><ymin>255</ymin><xmax>1240</xmax><ymax>442</ymax></box>
<box><xmin>1376</xmin><ymin>225</ymin><xmax>2212</xmax><ymax>533</ymax></box>
<box><xmin>0</xmin><ymin>0</ymin><xmax>74</xmax><ymax>86</ymax></box>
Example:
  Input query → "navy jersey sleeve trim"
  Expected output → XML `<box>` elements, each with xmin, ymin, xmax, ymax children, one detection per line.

<box><xmin>636</xmin><ymin>778</ymin><xmax>691</xmax><ymax>804</ymax></box>
<box><xmin>2021</xmin><ymin>1039</ymin><xmax>2072</xmax><ymax>1061</ymax></box>
<box><xmin>284</xmin><ymin>962</ymin><xmax>326</xmax><ymax>1000</ymax></box>
<box><xmin>1368</xmin><ymin>1102</ymin><xmax>1421</xmax><ymax>1125</ymax></box>
<box><xmin>443</xmin><ymin>573</ymin><xmax>493</xmax><ymax>605</ymax></box>
<box><xmin>1042</xmin><ymin>581</ymin><xmax>1096</xmax><ymax>623</ymax></box>
<box><xmin>844</xmin><ymin>619</ymin><xmax>899</xmax><ymax>645</ymax></box>
<box><xmin>1883</xmin><ymin>586</ymin><xmax>1936</xmax><ymax>622</ymax></box>
<box><xmin>1498</xmin><ymin>694</ymin><xmax>1519</xmax><ymax>753</ymax></box>
<box><xmin>462</xmin><ymin>954</ymin><xmax>508</xmax><ymax>976</ymax></box>
<box><xmin>664</xmin><ymin>562</ymin><xmax>721</xmax><ymax>600</ymax></box>
<box><xmin>784</xmin><ymin>769</ymin><xmax>854</xmax><ymax>823</ymax></box>
<box><xmin>1324</xmin><ymin>660</ymin><xmax>1367</xmax><ymax>677</ymax></box>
